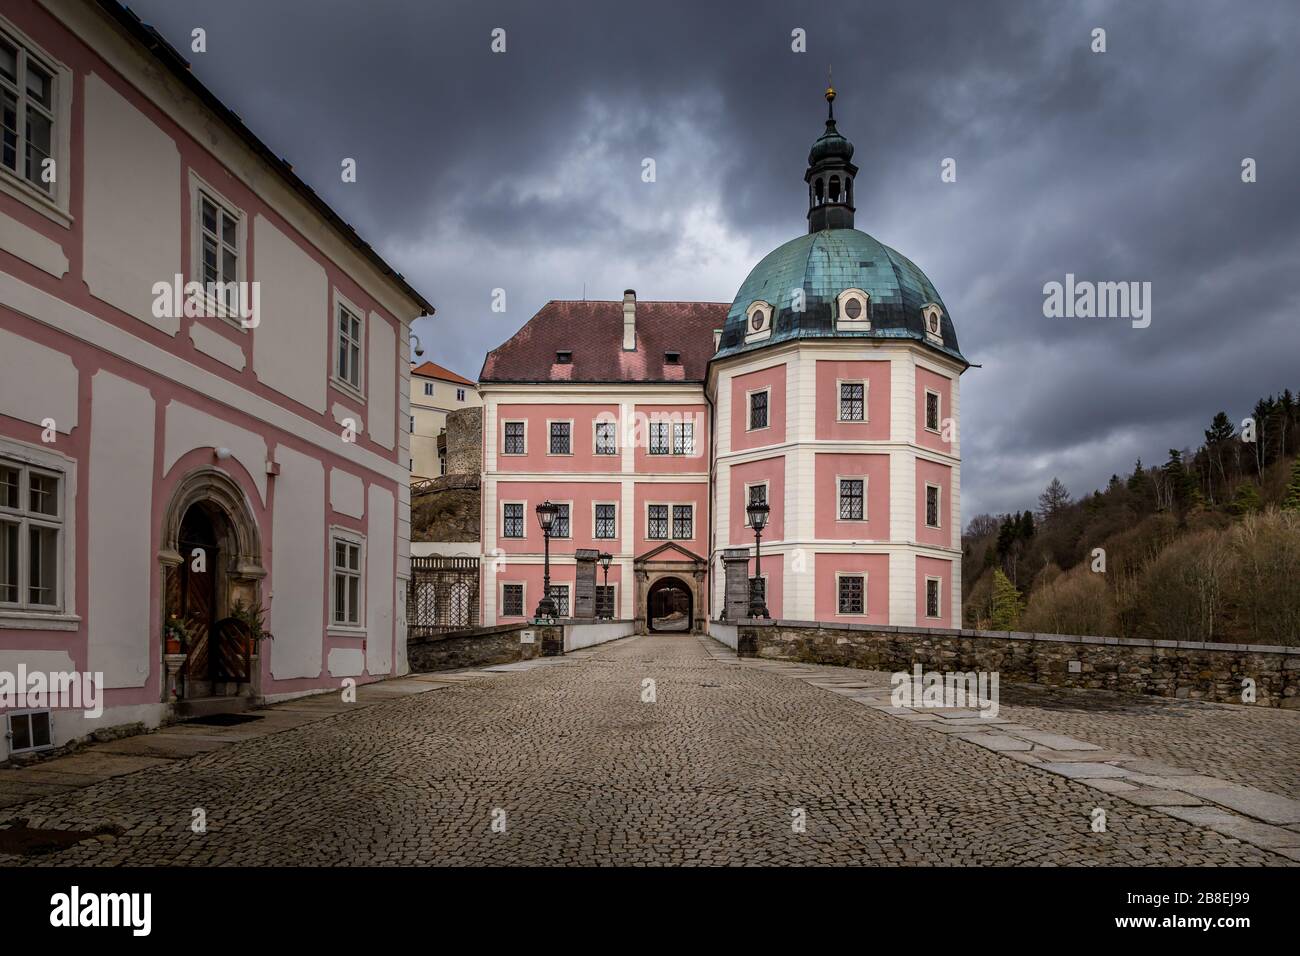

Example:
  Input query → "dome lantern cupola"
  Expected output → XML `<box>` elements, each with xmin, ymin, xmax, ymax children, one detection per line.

<box><xmin>805</xmin><ymin>82</ymin><xmax>858</xmax><ymax>232</ymax></box>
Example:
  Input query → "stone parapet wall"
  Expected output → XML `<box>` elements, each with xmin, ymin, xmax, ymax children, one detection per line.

<box><xmin>408</xmin><ymin>622</ymin><xmax>556</xmax><ymax>671</ymax></box>
<box><xmin>735</xmin><ymin>620</ymin><xmax>1300</xmax><ymax>708</ymax></box>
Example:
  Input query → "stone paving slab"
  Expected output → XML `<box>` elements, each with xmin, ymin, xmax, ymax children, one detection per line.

<box><xmin>1156</xmin><ymin>807</ymin><xmax>1300</xmax><ymax>850</ymax></box>
<box><xmin>957</xmin><ymin>734</ymin><xmax>1033</xmax><ymax>752</ymax></box>
<box><xmin>91</xmin><ymin>734</ymin><xmax>236</xmax><ymax>759</ymax></box>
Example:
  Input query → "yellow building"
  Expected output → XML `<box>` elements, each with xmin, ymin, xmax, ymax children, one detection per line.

<box><xmin>409</xmin><ymin>361</ymin><xmax>481</xmax><ymax>479</ymax></box>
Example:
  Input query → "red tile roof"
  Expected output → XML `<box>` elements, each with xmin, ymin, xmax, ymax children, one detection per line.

<box><xmin>411</xmin><ymin>361</ymin><xmax>476</xmax><ymax>387</ymax></box>
<box><xmin>480</xmin><ymin>300</ymin><xmax>728</xmax><ymax>384</ymax></box>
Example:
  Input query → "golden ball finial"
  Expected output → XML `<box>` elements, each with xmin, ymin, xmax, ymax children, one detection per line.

<box><xmin>825</xmin><ymin>85</ymin><xmax>836</xmax><ymax>102</ymax></box>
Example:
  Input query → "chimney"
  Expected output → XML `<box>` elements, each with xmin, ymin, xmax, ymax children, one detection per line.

<box><xmin>622</xmin><ymin>289</ymin><xmax>636</xmax><ymax>350</ymax></box>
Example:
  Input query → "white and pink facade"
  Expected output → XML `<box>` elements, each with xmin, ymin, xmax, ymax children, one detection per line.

<box><xmin>478</xmin><ymin>90</ymin><xmax>969</xmax><ymax>633</ymax></box>
<box><xmin>0</xmin><ymin>0</ymin><xmax>433</xmax><ymax>757</ymax></box>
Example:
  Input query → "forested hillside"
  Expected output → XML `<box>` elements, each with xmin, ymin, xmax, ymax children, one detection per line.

<box><xmin>962</xmin><ymin>390</ymin><xmax>1300</xmax><ymax>645</ymax></box>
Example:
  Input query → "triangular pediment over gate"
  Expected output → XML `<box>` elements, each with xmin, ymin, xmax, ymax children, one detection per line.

<box><xmin>634</xmin><ymin>541</ymin><xmax>707</xmax><ymax>566</ymax></box>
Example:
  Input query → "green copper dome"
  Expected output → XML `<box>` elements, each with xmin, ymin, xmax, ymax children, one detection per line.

<box><xmin>714</xmin><ymin>228</ymin><xmax>967</xmax><ymax>365</ymax></box>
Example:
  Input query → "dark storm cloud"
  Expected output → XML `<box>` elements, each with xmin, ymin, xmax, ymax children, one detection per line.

<box><xmin>129</xmin><ymin>0</ymin><xmax>1300</xmax><ymax>519</ymax></box>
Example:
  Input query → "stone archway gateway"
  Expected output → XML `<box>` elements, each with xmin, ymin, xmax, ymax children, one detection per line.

<box><xmin>633</xmin><ymin>542</ymin><xmax>707</xmax><ymax>635</ymax></box>
<box><xmin>158</xmin><ymin>468</ymin><xmax>265</xmax><ymax>702</ymax></box>
<box><xmin>647</xmin><ymin>576</ymin><xmax>692</xmax><ymax>632</ymax></box>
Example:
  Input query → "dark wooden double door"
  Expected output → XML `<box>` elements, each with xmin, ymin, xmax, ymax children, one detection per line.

<box><xmin>175</xmin><ymin>505</ymin><xmax>250</xmax><ymax>687</ymax></box>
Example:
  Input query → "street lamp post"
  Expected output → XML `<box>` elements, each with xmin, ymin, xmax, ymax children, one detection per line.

<box><xmin>598</xmin><ymin>551</ymin><xmax>612</xmax><ymax>619</ymax></box>
<box><xmin>745</xmin><ymin>500</ymin><xmax>771</xmax><ymax>619</ymax></box>
<box><xmin>534</xmin><ymin>500</ymin><xmax>559</xmax><ymax>621</ymax></box>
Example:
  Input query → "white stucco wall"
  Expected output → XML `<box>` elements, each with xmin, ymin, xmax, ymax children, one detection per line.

<box><xmin>365</xmin><ymin>484</ymin><xmax>395</xmax><ymax>675</ymax></box>
<box><xmin>82</xmin><ymin>73</ymin><xmax>181</xmax><ymax>335</ymax></box>
<box><xmin>327</xmin><ymin>646</ymin><xmax>365</xmax><ymax>677</ymax></box>
<box><xmin>366</xmin><ymin>312</ymin><xmax>396</xmax><ymax>450</ymax></box>
<box><xmin>252</xmin><ymin>214</ymin><xmax>329</xmax><ymax>413</ymax></box>
<box><xmin>269</xmin><ymin>445</ymin><xmax>325</xmax><ymax>679</ymax></box>
<box><xmin>87</xmin><ymin>370</ymin><xmax>155</xmax><ymax>688</ymax></box>
<box><xmin>0</xmin><ymin>328</ymin><xmax>78</xmax><ymax>433</ymax></box>
<box><xmin>329</xmin><ymin>467</ymin><xmax>365</xmax><ymax>518</ymax></box>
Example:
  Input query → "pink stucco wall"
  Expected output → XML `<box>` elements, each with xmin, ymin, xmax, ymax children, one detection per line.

<box><xmin>632</xmin><ymin>481</ymin><xmax>708</xmax><ymax>553</ymax></box>
<box><xmin>495</xmin><ymin>403</ymin><xmax>620</xmax><ymax>473</ymax></box>
<box><xmin>814</xmin><ymin>359</ymin><xmax>891</xmax><ymax>441</ymax></box>
<box><xmin>915</xmin><ymin>458</ymin><xmax>951</xmax><ymax>548</ymax></box>
<box><xmin>632</xmin><ymin>404</ymin><xmax>709</xmax><ymax>474</ymax></box>
<box><xmin>814</xmin><ymin>552</ymin><xmax>890</xmax><ymax>625</ymax></box>
<box><xmin>812</xmin><ymin>452</ymin><xmax>890</xmax><ymax>540</ymax></box>
<box><xmin>745</xmin><ymin>554</ymin><xmax>783</xmax><ymax>619</ymax></box>
<box><xmin>729</xmin><ymin>363</ymin><xmax>786</xmax><ymax>451</ymax></box>
<box><xmin>916</xmin><ymin>555</ymin><xmax>954</xmax><ymax>626</ymax></box>
<box><xmin>728</xmin><ymin>455</ymin><xmax>786</xmax><ymax>546</ymax></box>
<box><xmin>915</xmin><ymin>366</ymin><xmax>953</xmax><ymax>453</ymax></box>
<box><xmin>493</xmin><ymin>480</ymin><xmax>621</xmax><ymax>553</ymax></box>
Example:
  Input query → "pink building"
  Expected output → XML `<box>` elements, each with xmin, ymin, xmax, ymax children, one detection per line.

<box><xmin>0</xmin><ymin>1</ymin><xmax>433</xmax><ymax>757</ymax></box>
<box><xmin>479</xmin><ymin>87</ymin><xmax>969</xmax><ymax>633</ymax></box>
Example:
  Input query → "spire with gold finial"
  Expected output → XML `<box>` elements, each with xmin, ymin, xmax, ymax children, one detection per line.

<box><xmin>805</xmin><ymin>75</ymin><xmax>857</xmax><ymax>233</ymax></box>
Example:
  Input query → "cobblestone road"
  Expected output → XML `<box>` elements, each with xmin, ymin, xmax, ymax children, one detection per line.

<box><xmin>1</xmin><ymin>634</ymin><xmax>1295</xmax><ymax>866</ymax></box>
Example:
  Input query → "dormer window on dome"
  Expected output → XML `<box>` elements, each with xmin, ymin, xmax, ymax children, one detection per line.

<box><xmin>744</xmin><ymin>300</ymin><xmax>773</xmax><ymax>344</ymax></box>
<box><xmin>836</xmin><ymin>288</ymin><xmax>871</xmax><ymax>331</ymax></box>
<box><xmin>921</xmin><ymin>304</ymin><xmax>944</xmax><ymax>343</ymax></box>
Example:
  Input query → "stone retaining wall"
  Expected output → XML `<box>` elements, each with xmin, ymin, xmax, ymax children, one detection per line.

<box><xmin>408</xmin><ymin>622</ymin><xmax>556</xmax><ymax>671</ymax></box>
<box><xmin>735</xmin><ymin>620</ymin><xmax>1300</xmax><ymax>708</ymax></box>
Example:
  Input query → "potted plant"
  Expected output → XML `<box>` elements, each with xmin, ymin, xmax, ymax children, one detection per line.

<box><xmin>164</xmin><ymin>617</ymin><xmax>188</xmax><ymax>655</ymax></box>
<box><xmin>230</xmin><ymin>598</ymin><xmax>273</xmax><ymax>649</ymax></box>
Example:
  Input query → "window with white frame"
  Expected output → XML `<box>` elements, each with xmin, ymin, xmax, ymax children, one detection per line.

<box><xmin>197</xmin><ymin>189</ymin><xmax>241</xmax><ymax>313</ymax></box>
<box><xmin>744</xmin><ymin>482</ymin><xmax>768</xmax><ymax>527</ymax></box>
<box><xmin>838</xmin><ymin>574</ymin><xmax>865</xmax><ymax>615</ymax></box>
<box><xmin>502</xmin><ymin>502</ymin><xmax>524</xmax><ymax>539</ymax></box>
<box><xmin>549</xmin><ymin>584</ymin><xmax>570</xmax><ymax>617</ymax></box>
<box><xmin>594</xmin><ymin>503</ymin><xmax>617</xmax><ymax>539</ymax></box>
<box><xmin>925</xmin><ymin>484</ymin><xmax>941</xmax><ymax>528</ymax></box>
<box><xmin>596</xmin><ymin>585</ymin><xmax>616</xmax><ymax>619</ymax></box>
<box><xmin>549</xmin><ymin>421</ymin><xmax>571</xmax><ymax>455</ymax></box>
<box><xmin>836</xmin><ymin>288</ymin><xmax>871</xmax><ymax>330</ymax></box>
<box><xmin>0</xmin><ymin>28</ymin><xmax>56</xmax><ymax>195</ymax></box>
<box><xmin>839</xmin><ymin>381</ymin><xmax>865</xmax><ymax>422</ymax></box>
<box><xmin>838</xmin><ymin>478</ymin><xmax>865</xmax><ymax>521</ymax></box>
<box><xmin>648</xmin><ymin>420</ymin><xmax>670</xmax><ymax>455</ymax></box>
<box><xmin>926</xmin><ymin>577</ymin><xmax>942</xmax><ymax>618</ymax></box>
<box><xmin>439</xmin><ymin>454</ymin><xmax>447</xmax><ymax>476</ymax></box>
<box><xmin>6</xmin><ymin>709</ymin><xmax>52</xmax><ymax>754</ymax></box>
<box><xmin>647</xmin><ymin>504</ymin><xmax>669</xmax><ymax>539</ymax></box>
<box><xmin>672</xmin><ymin>504</ymin><xmax>693</xmax><ymax>539</ymax></box>
<box><xmin>503</xmin><ymin>421</ymin><xmax>525</xmax><ymax>455</ymax></box>
<box><xmin>330</xmin><ymin>533</ymin><xmax>363</xmax><ymax>628</ymax></box>
<box><xmin>334</xmin><ymin>299</ymin><xmax>364</xmax><ymax>393</ymax></box>
<box><xmin>551</xmin><ymin>503</ymin><xmax>571</xmax><ymax>538</ymax></box>
<box><xmin>672</xmin><ymin>420</ymin><xmax>695</xmax><ymax>456</ymax></box>
<box><xmin>501</xmin><ymin>583</ymin><xmax>524</xmax><ymax>617</ymax></box>
<box><xmin>0</xmin><ymin>456</ymin><xmax>62</xmax><ymax>610</ymax></box>
<box><xmin>595</xmin><ymin>420</ymin><xmax>617</xmax><ymax>456</ymax></box>
<box><xmin>456</xmin><ymin>388</ymin><xmax>466</xmax><ymax>402</ymax></box>
<box><xmin>748</xmin><ymin>390</ymin><xmax>769</xmax><ymax>430</ymax></box>
<box><xmin>925</xmin><ymin>390</ymin><xmax>942</xmax><ymax>432</ymax></box>
<box><xmin>423</xmin><ymin>382</ymin><xmax>434</xmax><ymax>396</ymax></box>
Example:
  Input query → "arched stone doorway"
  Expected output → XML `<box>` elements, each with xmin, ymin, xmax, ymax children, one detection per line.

<box><xmin>633</xmin><ymin>542</ymin><xmax>707</xmax><ymax>634</ymax></box>
<box><xmin>159</xmin><ymin>469</ymin><xmax>265</xmax><ymax>702</ymax></box>
<box><xmin>647</xmin><ymin>576</ymin><xmax>693</xmax><ymax>632</ymax></box>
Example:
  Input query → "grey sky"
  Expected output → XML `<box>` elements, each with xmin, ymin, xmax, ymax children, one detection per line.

<box><xmin>127</xmin><ymin>0</ymin><xmax>1300</xmax><ymax>520</ymax></box>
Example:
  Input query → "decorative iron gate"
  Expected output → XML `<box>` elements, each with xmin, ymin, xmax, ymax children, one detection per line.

<box><xmin>407</xmin><ymin>556</ymin><xmax>480</xmax><ymax>636</ymax></box>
